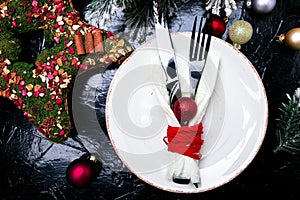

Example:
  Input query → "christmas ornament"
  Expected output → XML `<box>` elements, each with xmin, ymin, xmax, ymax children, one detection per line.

<box><xmin>66</xmin><ymin>154</ymin><xmax>102</xmax><ymax>187</ymax></box>
<box><xmin>205</xmin><ymin>0</ymin><xmax>237</xmax><ymax>17</ymax></box>
<box><xmin>204</xmin><ymin>14</ymin><xmax>227</xmax><ymax>37</ymax></box>
<box><xmin>173</xmin><ymin>97</ymin><xmax>198</xmax><ymax>121</ymax></box>
<box><xmin>228</xmin><ymin>20</ymin><xmax>253</xmax><ymax>49</ymax></box>
<box><xmin>276</xmin><ymin>28</ymin><xmax>300</xmax><ymax>51</ymax></box>
<box><xmin>246</xmin><ymin>0</ymin><xmax>276</xmax><ymax>14</ymax></box>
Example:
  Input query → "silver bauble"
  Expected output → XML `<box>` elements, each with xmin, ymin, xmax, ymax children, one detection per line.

<box><xmin>246</xmin><ymin>0</ymin><xmax>276</xmax><ymax>14</ymax></box>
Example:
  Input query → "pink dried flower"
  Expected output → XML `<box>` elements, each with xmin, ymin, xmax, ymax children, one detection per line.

<box><xmin>48</xmin><ymin>14</ymin><xmax>57</xmax><ymax>19</ymax></box>
<box><xmin>50</xmin><ymin>60</ymin><xmax>57</xmax><ymax>67</ymax></box>
<box><xmin>56</xmin><ymin>5</ymin><xmax>64</xmax><ymax>14</ymax></box>
<box><xmin>59</xmin><ymin>26</ymin><xmax>64</xmax><ymax>33</ymax></box>
<box><xmin>44</xmin><ymin>64</ymin><xmax>52</xmax><ymax>70</ymax></box>
<box><xmin>52</xmin><ymin>70</ymin><xmax>58</xmax><ymax>77</ymax></box>
<box><xmin>68</xmin><ymin>14</ymin><xmax>74</xmax><ymax>21</ymax></box>
<box><xmin>39</xmin><ymin>88</ymin><xmax>45</xmax><ymax>93</ymax></box>
<box><xmin>50</xmin><ymin>94</ymin><xmax>56</xmax><ymax>100</ymax></box>
<box><xmin>64</xmin><ymin>40</ymin><xmax>69</xmax><ymax>47</ymax></box>
<box><xmin>31</xmin><ymin>7</ymin><xmax>40</xmax><ymax>14</ymax></box>
<box><xmin>32</xmin><ymin>0</ymin><xmax>38</xmax><ymax>7</ymax></box>
<box><xmin>26</xmin><ymin>18</ymin><xmax>32</xmax><ymax>24</ymax></box>
<box><xmin>54</xmin><ymin>0</ymin><xmax>62</xmax><ymax>5</ymax></box>
<box><xmin>54</xmin><ymin>23</ymin><xmax>59</xmax><ymax>29</ymax></box>
<box><xmin>56</xmin><ymin>98</ymin><xmax>63</xmax><ymax>105</ymax></box>
<box><xmin>47</xmin><ymin>74</ymin><xmax>54</xmax><ymax>80</ymax></box>
<box><xmin>14</xmin><ymin>98</ymin><xmax>22</xmax><ymax>106</ymax></box>
<box><xmin>54</xmin><ymin>37</ymin><xmax>60</xmax><ymax>43</ymax></box>
<box><xmin>20</xmin><ymin>80</ymin><xmax>25</xmax><ymax>86</ymax></box>
<box><xmin>59</xmin><ymin>130</ymin><xmax>65</xmax><ymax>136</ymax></box>
<box><xmin>34</xmin><ymin>91</ymin><xmax>39</xmax><ymax>97</ymax></box>
<box><xmin>12</xmin><ymin>21</ymin><xmax>17</xmax><ymax>27</ymax></box>
<box><xmin>69</xmin><ymin>46</ymin><xmax>75</xmax><ymax>54</ymax></box>
<box><xmin>21</xmin><ymin>89</ymin><xmax>27</xmax><ymax>96</ymax></box>
<box><xmin>71</xmin><ymin>57</ymin><xmax>79</xmax><ymax>65</ymax></box>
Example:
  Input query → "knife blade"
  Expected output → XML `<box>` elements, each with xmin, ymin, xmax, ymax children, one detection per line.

<box><xmin>154</xmin><ymin>7</ymin><xmax>182</xmax><ymax>110</ymax></box>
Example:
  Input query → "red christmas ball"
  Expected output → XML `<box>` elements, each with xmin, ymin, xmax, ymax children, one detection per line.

<box><xmin>204</xmin><ymin>14</ymin><xmax>227</xmax><ymax>37</ymax></box>
<box><xmin>66</xmin><ymin>158</ymin><xmax>94</xmax><ymax>187</ymax></box>
<box><xmin>173</xmin><ymin>97</ymin><xmax>198</xmax><ymax>121</ymax></box>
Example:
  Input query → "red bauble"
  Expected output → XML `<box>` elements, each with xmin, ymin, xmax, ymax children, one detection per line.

<box><xmin>66</xmin><ymin>159</ymin><xmax>94</xmax><ymax>187</ymax></box>
<box><xmin>204</xmin><ymin>14</ymin><xmax>227</xmax><ymax>37</ymax></box>
<box><xmin>173</xmin><ymin>97</ymin><xmax>198</xmax><ymax>121</ymax></box>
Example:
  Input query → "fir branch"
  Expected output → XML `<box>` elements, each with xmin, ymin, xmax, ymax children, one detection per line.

<box><xmin>274</xmin><ymin>88</ymin><xmax>300</xmax><ymax>155</ymax></box>
<box><xmin>123</xmin><ymin>0</ymin><xmax>178</xmax><ymax>44</ymax></box>
<box><xmin>159</xmin><ymin>0</ymin><xmax>177</xmax><ymax>18</ymax></box>
<box><xmin>124</xmin><ymin>0</ymin><xmax>155</xmax><ymax>29</ymax></box>
<box><xmin>87</xmin><ymin>0</ymin><xmax>178</xmax><ymax>29</ymax></box>
<box><xmin>87</xmin><ymin>0</ymin><xmax>116</xmax><ymax>16</ymax></box>
<box><xmin>85</xmin><ymin>0</ymin><xmax>178</xmax><ymax>45</ymax></box>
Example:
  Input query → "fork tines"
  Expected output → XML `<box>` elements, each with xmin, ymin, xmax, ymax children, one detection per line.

<box><xmin>189</xmin><ymin>15</ymin><xmax>212</xmax><ymax>62</ymax></box>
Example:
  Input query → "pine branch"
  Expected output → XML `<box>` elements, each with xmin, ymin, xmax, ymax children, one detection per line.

<box><xmin>87</xmin><ymin>0</ymin><xmax>178</xmax><ymax>29</ymax></box>
<box><xmin>274</xmin><ymin>88</ymin><xmax>300</xmax><ymax>155</ymax></box>
<box><xmin>87</xmin><ymin>0</ymin><xmax>116</xmax><ymax>16</ymax></box>
<box><xmin>124</xmin><ymin>0</ymin><xmax>155</xmax><ymax>28</ymax></box>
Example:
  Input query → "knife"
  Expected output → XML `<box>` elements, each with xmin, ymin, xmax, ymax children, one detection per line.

<box><xmin>154</xmin><ymin>2</ymin><xmax>195</xmax><ymax>186</ymax></box>
<box><xmin>154</xmin><ymin>3</ymin><xmax>182</xmax><ymax>110</ymax></box>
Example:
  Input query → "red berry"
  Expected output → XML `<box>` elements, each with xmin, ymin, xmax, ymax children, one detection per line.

<box><xmin>173</xmin><ymin>97</ymin><xmax>198</xmax><ymax>121</ymax></box>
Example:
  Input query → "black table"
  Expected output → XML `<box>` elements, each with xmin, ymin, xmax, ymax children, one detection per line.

<box><xmin>1</xmin><ymin>0</ymin><xmax>300</xmax><ymax>199</ymax></box>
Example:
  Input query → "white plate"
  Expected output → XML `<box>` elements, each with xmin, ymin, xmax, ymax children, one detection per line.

<box><xmin>105</xmin><ymin>32</ymin><xmax>268</xmax><ymax>193</ymax></box>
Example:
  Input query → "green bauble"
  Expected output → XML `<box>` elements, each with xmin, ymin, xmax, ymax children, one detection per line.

<box><xmin>229</xmin><ymin>20</ymin><xmax>253</xmax><ymax>49</ymax></box>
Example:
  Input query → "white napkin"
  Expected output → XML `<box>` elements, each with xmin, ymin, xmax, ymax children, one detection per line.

<box><xmin>154</xmin><ymin>50</ymin><xmax>220</xmax><ymax>185</ymax></box>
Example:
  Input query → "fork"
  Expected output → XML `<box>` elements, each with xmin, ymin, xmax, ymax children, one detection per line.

<box><xmin>189</xmin><ymin>14</ymin><xmax>212</xmax><ymax>99</ymax></box>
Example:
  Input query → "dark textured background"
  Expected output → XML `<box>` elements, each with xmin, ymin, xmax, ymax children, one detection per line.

<box><xmin>1</xmin><ymin>0</ymin><xmax>300</xmax><ymax>199</ymax></box>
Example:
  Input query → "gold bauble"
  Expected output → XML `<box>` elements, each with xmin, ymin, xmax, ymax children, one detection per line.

<box><xmin>229</xmin><ymin>20</ymin><xmax>253</xmax><ymax>49</ymax></box>
<box><xmin>277</xmin><ymin>28</ymin><xmax>300</xmax><ymax>50</ymax></box>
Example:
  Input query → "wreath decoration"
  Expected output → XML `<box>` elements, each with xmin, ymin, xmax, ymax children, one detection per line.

<box><xmin>0</xmin><ymin>0</ymin><xmax>132</xmax><ymax>143</ymax></box>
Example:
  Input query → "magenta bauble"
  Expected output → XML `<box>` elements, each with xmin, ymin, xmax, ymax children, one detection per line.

<box><xmin>66</xmin><ymin>159</ymin><xmax>93</xmax><ymax>187</ymax></box>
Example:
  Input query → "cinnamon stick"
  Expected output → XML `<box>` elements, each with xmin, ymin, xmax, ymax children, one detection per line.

<box><xmin>85</xmin><ymin>31</ymin><xmax>94</xmax><ymax>54</ymax></box>
<box><xmin>93</xmin><ymin>28</ymin><xmax>105</xmax><ymax>53</ymax></box>
<box><xmin>74</xmin><ymin>34</ymin><xmax>85</xmax><ymax>55</ymax></box>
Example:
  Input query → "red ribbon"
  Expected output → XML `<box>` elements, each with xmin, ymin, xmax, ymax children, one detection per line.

<box><xmin>163</xmin><ymin>123</ymin><xmax>204</xmax><ymax>160</ymax></box>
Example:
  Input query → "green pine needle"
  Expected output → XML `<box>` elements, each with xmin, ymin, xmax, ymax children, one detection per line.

<box><xmin>88</xmin><ymin>0</ymin><xmax>177</xmax><ymax>28</ymax></box>
<box><xmin>86</xmin><ymin>0</ymin><xmax>177</xmax><ymax>45</ymax></box>
<box><xmin>274</xmin><ymin>88</ymin><xmax>300</xmax><ymax>155</ymax></box>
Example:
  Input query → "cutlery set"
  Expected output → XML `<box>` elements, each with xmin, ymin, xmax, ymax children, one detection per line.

<box><xmin>155</xmin><ymin>3</ymin><xmax>213</xmax><ymax>187</ymax></box>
